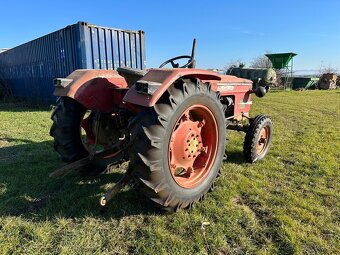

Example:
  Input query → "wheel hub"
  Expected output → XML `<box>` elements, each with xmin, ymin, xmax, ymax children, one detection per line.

<box><xmin>80</xmin><ymin>112</ymin><xmax>121</xmax><ymax>153</ymax></box>
<box><xmin>81</xmin><ymin>115</ymin><xmax>96</xmax><ymax>145</ymax></box>
<box><xmin>187</xmin><ymin>136</ymin><xmax>199</xmax><ymax>156</ymax></box>
<box><xmin>256</xmin><ymin>127</ymin><xmax>269</xmax><ymax>154</ymax></box>
<box><xmin>168</xmin><ymin>106</ymin><xmax>218</xmax><ymax>188</ymax></box>
<box><xmin>169</xmin><ymin>116</ymin><xmax>204</xmax><ymax>170</ymax></box>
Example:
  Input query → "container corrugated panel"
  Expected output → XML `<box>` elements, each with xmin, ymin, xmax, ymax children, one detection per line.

<box><xmin>0</xmin><ymin>22</ymin><xmax>146</xmax><ymax>102</ymax></box>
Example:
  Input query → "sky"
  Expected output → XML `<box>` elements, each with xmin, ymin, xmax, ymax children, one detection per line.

<box><xmin>1</xmin><ymin>0</ymin><xmax>339</xmax><ymax>73</ymax></box>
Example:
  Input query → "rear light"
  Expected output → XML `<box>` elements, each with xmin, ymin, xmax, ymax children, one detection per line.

<box><xmin>135</xmin><ymin>81</ymin><xmax>162</xmax><ymax>95</ymax></box>
<box><xmin>54</xmin><ymin>78</ymin><xmax>73</xmax><ymax>88</ymax></box>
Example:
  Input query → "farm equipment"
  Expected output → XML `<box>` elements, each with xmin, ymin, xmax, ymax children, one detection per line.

<box><xmin>226</xmin><ymin>67</ymin><xmax>277</xmax><ymax>88</ymax></box>
<box><xmin>49</xmin><ymin>39</ymin><xmax>273</xmax><ymax>211</ymax></box>
<box><xmin>318</xmin><ymin>73</ymin><xmax>338</xmax><ymax>90</ymax></box>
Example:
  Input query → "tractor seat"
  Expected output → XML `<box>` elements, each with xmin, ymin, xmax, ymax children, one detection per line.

<box><xmin>117</xmin><ymin>67</ymin><xmax>147</xmax><ymax>87</ymax></box>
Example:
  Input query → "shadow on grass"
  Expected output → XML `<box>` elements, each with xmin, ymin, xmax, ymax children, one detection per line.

<box><xmin>226</xmin><ymin>150</ymin><xmax>246</xmax><ymax>164</ymax></box>
<box><xmin>0</xmin><ymin>137</ymin><xmax>250</xmax><ymax>221</ymax></box>
<box><xmin>0</xmin><ymin>138</ymin><xmax>161</xmax><ymax>221</ymax></box>
<box><xmin>0</xmin><ymin>98</ymin><xmax>52</xmax><ymax>112</ymax></box>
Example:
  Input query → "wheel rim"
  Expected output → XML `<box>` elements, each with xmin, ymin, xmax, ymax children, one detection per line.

<box><xmin>168</xmin><ymin>105</ymin><xmax>219</xmax><ymax>188</ymax></box>
<box><xmin>80</xmin><ymin>111</ymin><xmax>95</xmax><ymax>151</ymax></box>
<box><xmin>256</xmin><ymin>126</ymin><xmax>269</xmax><ymax>155</ymax></box>
<box><xmin>80</xmin><ymin>111</ymin><xmax>104</xmax><ymax>153</ymax></box>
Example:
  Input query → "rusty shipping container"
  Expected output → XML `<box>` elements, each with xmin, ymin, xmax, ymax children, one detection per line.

<box><xmin>0</xmin><ymin>21</ymin><xmax>146</xmax><ymax>102</ymax></box>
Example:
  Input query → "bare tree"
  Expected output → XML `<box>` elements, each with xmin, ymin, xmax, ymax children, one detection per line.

<box><xmin>249</xmin><ymin>55</ymin><xmax>272</xmax><ymax>68</ymax></box>
<box><xmin>319</xmin><ymin>63</ymin><xmax>338</xmax><ymax>75</ymax></box>
<box><xmin>224</xmin><ymin>59</ymin><xmax>245</xmax><ymax>71</ymax></box>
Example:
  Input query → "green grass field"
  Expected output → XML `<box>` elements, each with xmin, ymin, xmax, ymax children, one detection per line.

<box><xmin>0</xmin><ymin>90</ymin><xmax>339</xmax><ymax>255</ymax></box>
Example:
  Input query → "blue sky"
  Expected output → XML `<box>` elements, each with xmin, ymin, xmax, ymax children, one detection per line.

<box><xmin>1</xmin><ymin>0</ymin><xmax>339</xmax><ymax>72</ymax></box>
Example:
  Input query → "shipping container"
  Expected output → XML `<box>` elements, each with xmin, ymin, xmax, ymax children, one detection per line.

<box><xmin>0</xmin><ymin>21</ymin><xmax>146</xmax><ymax>102</ymax></box>
<box><xmin>292</xmin><ymin>77</ymin><xmax>319</xmax><ymax>90</ymax></box>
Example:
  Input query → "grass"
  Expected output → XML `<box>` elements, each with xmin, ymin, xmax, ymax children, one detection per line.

<box><xmin>0</xmin><ymin>91</ymin><xmax>339</xmax><ymax>254</ymax></box>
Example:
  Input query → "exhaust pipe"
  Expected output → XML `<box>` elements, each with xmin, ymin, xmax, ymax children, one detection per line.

<box><xmin>188</xmin><ymin>38</ymin><xmax>196</xmax><ymax>68</ymax></box>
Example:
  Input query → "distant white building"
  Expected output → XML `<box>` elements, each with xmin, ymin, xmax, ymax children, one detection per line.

<box><xmin>208</xmin><ymin>69</ymin><xmax>225</xmax><ymax>74</ymax></box>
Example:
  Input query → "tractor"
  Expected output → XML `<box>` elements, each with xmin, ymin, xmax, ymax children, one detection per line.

<box><xmin>49</xmin><ymin>39</ymin><xmax>273</xmax><ymax>211</ymax></box>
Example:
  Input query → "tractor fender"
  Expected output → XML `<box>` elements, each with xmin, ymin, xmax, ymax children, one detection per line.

<box><xmin>123</xmin><ymin>68</ymin><xmax>222</xmax><ymax>107</ymax></box>
<box><xmin>53</xmin><ymin>69</ymin><xmax>128</xmax><ymax>112</ymax></box>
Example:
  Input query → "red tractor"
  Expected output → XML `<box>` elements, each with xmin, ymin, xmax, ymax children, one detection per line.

<box><xmin>50</xmin><ymin>40</ymin><xmax>272</xmax><ymax>211</ymax></box>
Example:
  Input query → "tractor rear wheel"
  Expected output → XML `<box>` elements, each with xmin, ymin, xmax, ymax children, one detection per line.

<box><xmin>129</xmin><ymin>79</ymin><xmax>226</xmax><ymax>211</ymax></box>
<box><xmin>50</xmin><ymin>97</ymin><xmax>89</xmax><ymax>162</ymax></box>
<box><xmin>0</xmin><ymin>82</ymin><xmax>4</xmax><ymax>99</ymax></box>
<box><xmin>243</xmin><ymin>114</ymin><xmax>273</xmax><ymax>163</ymax></box>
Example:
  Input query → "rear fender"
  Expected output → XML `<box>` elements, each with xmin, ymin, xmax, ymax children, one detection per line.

<box><xmin>123</xmin><ymin>68</ymin><xmax>222</xmax><ymax>107</ymax></box>
<box><xmin>54</xmin><ymin>69</ymin><xmax>128</xmax><ymax>112</ymax></box>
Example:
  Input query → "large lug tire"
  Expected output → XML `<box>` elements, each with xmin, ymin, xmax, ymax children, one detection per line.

<box><xmin>0</xmin><ymin>82</ymin><xmax>4</xmax><ymax>99</ymax></box>
<box><xmin>243</xmin><ymin>114</ymin><xmax>273</xmax><ymax>163</ymax></box>
<box><xmin>50</xmin><ymin>97</ymin><xmax>89</xmax><ymax>162</ymax></box>
<box><xmin>129</xmin><ymin>79</ymin><xmax>226</xmax><ymax>211</ymax></box>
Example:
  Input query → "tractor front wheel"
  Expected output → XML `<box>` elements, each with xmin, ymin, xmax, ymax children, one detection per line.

<box><xmin>243</xmin><ymin>114</ymin><xmax>273</xmax><ymax>163</ymax></box>
<box><xmin>129</xmin><ymin>79</ymin><xmax>226</xmax><ymax>211</ymax></box>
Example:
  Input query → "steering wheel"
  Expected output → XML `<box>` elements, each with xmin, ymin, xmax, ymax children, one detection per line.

<box><xmin>159</xmin><ymin>55</ymin><xmax>194</xmax><ymax>68</ymax></box>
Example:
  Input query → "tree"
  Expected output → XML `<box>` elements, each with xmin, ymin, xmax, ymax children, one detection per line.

<box><xmin>319</xmin><ymin>64</ymin><xmax>338</xmax><ymax>75</ymax></box>
<box><xmin>249</xmin><ymin>55</ymin><xmax>272</xmax><ymax>68</ymax></box>
<box><xmin>223</xmin><ymin>59</ymin><xmax>246</xmax><ymax>72</ymax></box>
